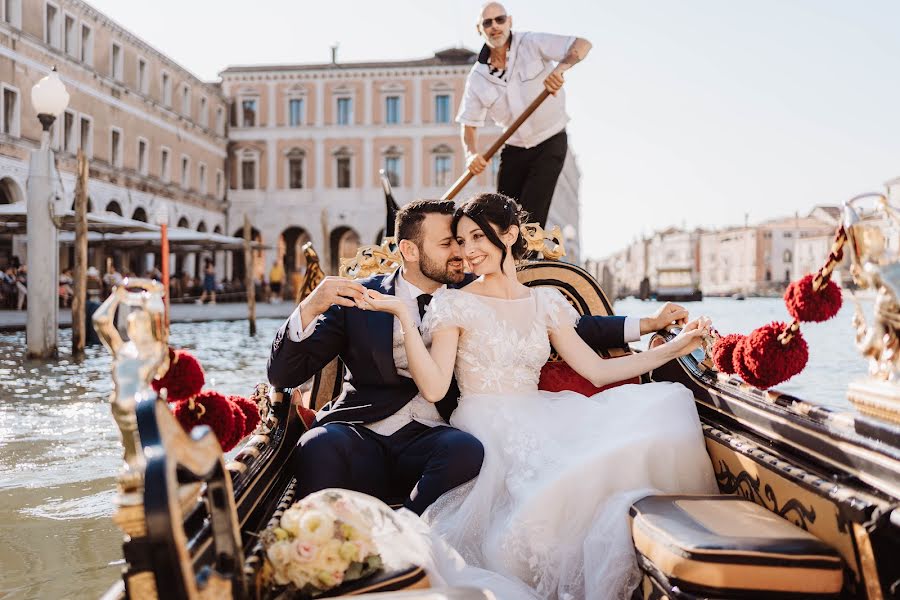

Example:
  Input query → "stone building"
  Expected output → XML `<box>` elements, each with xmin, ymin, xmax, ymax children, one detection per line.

<box><xmin>0</xmin><ymin>0</ymin><xmax>228</xmax><ymax>277</ymax></box>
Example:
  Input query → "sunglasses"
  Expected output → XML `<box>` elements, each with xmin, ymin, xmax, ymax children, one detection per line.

<box><xmin>481</xmin><ymin>15</ymin><xmax>508</xmax><ymax>29</ymax></box>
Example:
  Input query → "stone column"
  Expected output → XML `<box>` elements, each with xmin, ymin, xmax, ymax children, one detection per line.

<box><xmin>26</xmin><ymin>131</ymin><xmax>61</xmax><ymax>358</ymax></box>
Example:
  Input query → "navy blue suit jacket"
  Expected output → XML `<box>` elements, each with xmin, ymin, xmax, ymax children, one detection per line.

<box><xmin>266</xmin><ymin>271</ymin><xmax>627</xmax><ymax>425</ymax></box>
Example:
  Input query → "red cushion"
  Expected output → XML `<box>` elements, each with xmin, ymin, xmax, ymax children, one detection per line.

<box><xmin>538</xmin><ymin>361</ymin><xmax>639</xmax><ymax>396</ymax></box>
<box><xmin>296</xmin><ymin>404</ymin><xmax>317</xmax><ymax>430</ymax></box>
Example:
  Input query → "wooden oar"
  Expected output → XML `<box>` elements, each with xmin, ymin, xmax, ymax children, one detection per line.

<box><xmin>441</xmin><ymin>88</ymin><xmax>551</xmax><ymax>201</ymax></box>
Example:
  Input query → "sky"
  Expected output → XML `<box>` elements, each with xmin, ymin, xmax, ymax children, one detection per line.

<box><xmin>86</xmin><ymin>0</ymin><xmax>900</xmax><ymax>259</ymax></box>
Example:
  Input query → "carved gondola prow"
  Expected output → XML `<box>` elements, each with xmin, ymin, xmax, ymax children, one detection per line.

<box><xmin>94</xmin><ymin>279</ymin><xmax>245</xmax><ymax>599</ymax></box>
<box><xmin>138</xmin><ymin>395</ymin><xmax>246</xmax><ymax>599</ymax></box>
<box><xmin>296</xmin><ymin>241</ymin><xmax>325</xmax><ymax>302</ymax></box>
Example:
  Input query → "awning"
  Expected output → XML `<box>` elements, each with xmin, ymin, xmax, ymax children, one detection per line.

<box><xmin>0</xmin><ymin>204</ymin><xmax>160</xmax><ymax>234</ymax></box>
<box><xmin>1</xmin><ymin>204</ymin><xmax>267</xmax><ymax>250</ymax></box>
<box><xmin>58</xmin><ymin>226</ymin><xmax>268</xmax><ymax>251</ymax></box>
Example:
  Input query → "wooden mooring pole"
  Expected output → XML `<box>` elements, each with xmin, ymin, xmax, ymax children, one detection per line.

<box><xmin>71</xmin><ymin>150</ymin><xmax>88</xmax><ymax>355</ymax></box>
<box><xmin>243</xmin><ymin>214</ymin><xmax>256</xmax><ymax>336</ymax></box>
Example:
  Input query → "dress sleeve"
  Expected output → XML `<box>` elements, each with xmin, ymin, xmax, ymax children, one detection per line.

<box><xmin>421</xmin><ymin>289</ymin><xmax>465</xmax><ymax>334</ymax></box>
<box><xmin>536</xmin><ymin>287</ymin><xmax>580</xmax><ymax>332</ymax></box>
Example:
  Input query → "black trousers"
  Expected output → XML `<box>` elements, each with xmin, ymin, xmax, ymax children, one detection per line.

<box><xmin>497</xmin><ymin>129</ymin><xmax>568</xmax><ymax>228</ymax></box>
<box><xmin>293</xmin><ymin>420</ymin><xmax>484</xmax><ymax>515</ymax></box>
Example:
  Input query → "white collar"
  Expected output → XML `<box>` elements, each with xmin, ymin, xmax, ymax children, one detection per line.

<box><xmin>397</xmin><ymin>269</ymin><xmax>444</xmax><ymax>300</ymax></box>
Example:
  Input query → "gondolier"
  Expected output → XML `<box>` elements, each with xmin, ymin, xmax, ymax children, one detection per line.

<box><xmin>459</xmin><ymin>2</ymin><xmax>591</xmax><ymax>227</ymax></box>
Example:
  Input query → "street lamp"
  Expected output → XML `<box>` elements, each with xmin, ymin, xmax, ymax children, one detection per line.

<box><xmin>30</xmin><ymin>68</ymin><xmax>70</xmax><ymax>139</ymax></box>
<box><xmin>25</xmin><ymin>67</ymin><xmax>70</xmax><ymax>358</ymax></box>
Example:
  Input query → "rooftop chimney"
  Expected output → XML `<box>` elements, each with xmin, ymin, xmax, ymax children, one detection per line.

<box><xmin>331</xmin><ymin>43</ymin><xmax>339</xmax><ymax>65</ymax></box>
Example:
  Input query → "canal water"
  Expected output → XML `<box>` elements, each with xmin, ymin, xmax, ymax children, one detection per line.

<box><xmin>0</xmin><ymin>297</ymin><xmax>872</xmax><ymax>598</ymax></box>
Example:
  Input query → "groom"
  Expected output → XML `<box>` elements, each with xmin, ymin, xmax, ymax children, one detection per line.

<box><xmin>267</xmin><ymin>199</ymin><xmax>687</xmax><ymax>514</ymax></box>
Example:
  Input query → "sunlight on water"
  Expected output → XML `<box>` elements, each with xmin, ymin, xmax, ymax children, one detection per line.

<box><xmin>0</xmin><ymin>318</ymin><xmax>283</xmax><ymax>600</ymax></box>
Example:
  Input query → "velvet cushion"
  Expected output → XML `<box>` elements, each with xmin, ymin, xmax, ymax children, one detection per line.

<box><xmin>538</xmin><ymin>360</ymin><xmax>639</xmax><ymax>395</ymax></box>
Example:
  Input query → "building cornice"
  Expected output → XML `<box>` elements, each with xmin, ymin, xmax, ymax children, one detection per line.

<box><xmin>0</xmin><ymin>41</ymin><xmax>227</xmax><ymax>158</ymax></box>
<box><xmin>221</xmin><ymin>66</ymin><xmax>472</xmax><ymax>83</ymax></box>
<box><xmin>60</xmin><ymin>0</ymin><xmax>224</xmax><ymax>95</ymax></box>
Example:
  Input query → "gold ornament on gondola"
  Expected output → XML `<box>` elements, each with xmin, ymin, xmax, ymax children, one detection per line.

<box><xmin>521</xmin><ymin>223</ymin><xmax>567</xmax><ymax>260</ymax></box>
<box><xmin>92</xmin><ymin>278</ymin><xmax>168</xmax><ymax>503</ymax></box>
<box><xmin>339</xmin><ymin>237</ymin><xmax>402</xmax><ymax>279</ymax></box>
<box><xmin>296</xmin><ymin>241</ymin><xmax>325</xmax><ymax>302</ymax></box>
<box><xmin>845</xmin><ymin>193</ymin><xmax>900</xmax><ymax>423</ymax></box>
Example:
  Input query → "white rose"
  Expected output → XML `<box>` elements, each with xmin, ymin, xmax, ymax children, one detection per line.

<box><xmin>279</xmin><ymin>507</ymin><xmax>303</xmax><ymax>537</ymax></box>
<box><xmin>299</xmin><ymin>510</ymin><xmax>335</xmax><ymax>543</ymax></box>
<box><xmin>266</xmin><ymin>541</ymin><xmax>293</xmax><ymax>568</ymax></box>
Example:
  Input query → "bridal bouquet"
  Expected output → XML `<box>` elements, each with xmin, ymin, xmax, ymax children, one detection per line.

<box><xmin>261</xmin><ymin>490</ymin><xmax>383</xmax><ymax>596</ymax></box>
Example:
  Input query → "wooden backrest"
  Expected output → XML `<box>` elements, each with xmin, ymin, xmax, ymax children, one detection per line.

<box><xmin>517</xmin><ymin>260</ymin><xmax>632</xmax><ymax>359</ymax></box>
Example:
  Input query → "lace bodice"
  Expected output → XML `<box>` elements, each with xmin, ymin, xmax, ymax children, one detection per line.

<box><xmin>421</xmin><ymin>286</ymin><xmax>578</xmax><ymax>397</ymax></box>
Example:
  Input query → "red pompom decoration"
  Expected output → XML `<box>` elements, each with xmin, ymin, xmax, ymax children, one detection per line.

<box><xmin>153</xmin><ymin>348</ymin><xmax>205</xmax><ymax>402</ymax></box>
<box><xmin>538</xmin><ymin>360</ymin><xmax>638</xmax><ymax>396</ymax></box>
<box><xmin>224</xmin><ymin>400</ymin><xmax>247</xmax><ymax>451</ymax></box>
<box><xmin>172</xmin><ymin>390</ymin><xmax>240</xmax><ymax>451</ymax></box>
<box><xmin>784</xmin><ymin>274</ymin><xmax>842</xmax><ymax>323</ymax></box>
<box><xmin>731</xmin><ymin>322</ymin><xmax>808</xmax><ymax>389</ymax></box>
<box><xmin>231</xmin><ymin>395</ymin><xmax>261</xmax><ymax>437</ymax></box>
<box><xmin>712</xmin><ymin>334</ymin><xmax>744</xmax><ymax>375</ymax></box>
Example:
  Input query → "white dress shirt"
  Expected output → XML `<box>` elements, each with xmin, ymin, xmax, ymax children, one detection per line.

<box><xmin>457</xmin><ymin>31</ymin><xmax>575</xmax><ymax>149</ymax></box>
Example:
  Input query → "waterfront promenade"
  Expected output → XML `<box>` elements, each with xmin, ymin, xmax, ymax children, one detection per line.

<box><xmin>0</xmin><ymin>302</ymin><xmax>296</xmax><ymax>332</ymax></box>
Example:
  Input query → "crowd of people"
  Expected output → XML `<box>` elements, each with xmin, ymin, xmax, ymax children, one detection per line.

<box><xmin>0</xmin><ymin>255</ymin><xmax>308</xmax><ymax>310</ymax></box>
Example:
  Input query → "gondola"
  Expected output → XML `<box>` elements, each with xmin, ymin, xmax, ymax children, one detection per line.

<box><xmin>96</xmin><ymin>175</ymin><xmax>900</xmax><ymax>599</ymax></box>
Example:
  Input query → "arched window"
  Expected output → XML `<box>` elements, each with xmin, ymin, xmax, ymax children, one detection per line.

<box><xmin>131</xmin><ymin>207</ymin><xmax>148</xmax><ymax>222</ymax></box>
<box><xmin>105</xmin><ymin>200</ymin><xmax>122</xmax><ymax>215</ymax></box>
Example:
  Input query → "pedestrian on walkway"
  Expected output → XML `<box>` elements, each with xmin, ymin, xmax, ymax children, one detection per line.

<box><xmin>197</xmin><ymin>259</ymin><xmax>217</xmax><ymax>305</ymax></box>
<box><xmin>269</xmin><ymin>260</ymin><xmax>285</xmax><ymax>304</ymax></box>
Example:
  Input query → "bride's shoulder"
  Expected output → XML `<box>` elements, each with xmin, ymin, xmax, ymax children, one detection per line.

<box><xmin>532</xmin><ymin>285</ymin><xmax>567</xmax><ymax>306</ymax></box>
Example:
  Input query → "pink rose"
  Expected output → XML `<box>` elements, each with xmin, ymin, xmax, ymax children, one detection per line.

<box><xmin>293</xmin><ymin>540</ymin><xmax>317</xmax><ymax>563</ymax></box>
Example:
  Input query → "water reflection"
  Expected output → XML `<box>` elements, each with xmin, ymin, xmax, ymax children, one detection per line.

<box><xmin>0</xmin><ymin>318</ymin><xmax>282</xmax><ymax>599</ymax></box>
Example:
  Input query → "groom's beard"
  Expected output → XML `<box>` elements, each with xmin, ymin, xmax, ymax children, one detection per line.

<box><xmin>420</xmin><ymin>251</ymin><xmax>465</xmax><ymax>285</ymax></box>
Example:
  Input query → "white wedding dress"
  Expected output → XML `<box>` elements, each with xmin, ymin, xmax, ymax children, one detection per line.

<box><xmin>413</xmin><ymin>286</ymin><xmax>719</xmax><ymax>600</ymax></box>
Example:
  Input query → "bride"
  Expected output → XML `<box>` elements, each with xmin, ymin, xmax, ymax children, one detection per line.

<box><xmin>365</xmin><ymin>193</ymin><xmax>718</xmax><ymax>600</ymax></box>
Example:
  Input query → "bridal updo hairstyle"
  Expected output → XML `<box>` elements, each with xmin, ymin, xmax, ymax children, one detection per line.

<box><xmin>451</xmin><ymin>193</ymin><xmax>529</xmax><ymax>272</ymax></box>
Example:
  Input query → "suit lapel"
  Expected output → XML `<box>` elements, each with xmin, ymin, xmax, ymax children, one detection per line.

<box><xmin>367</xmin><ymin>270</ymin><xmax>400</xmax><ymax>382</ymax></box>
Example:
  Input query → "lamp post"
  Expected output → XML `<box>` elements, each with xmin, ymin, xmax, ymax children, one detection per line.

<box><xmin>26</xmin><ymin>68</ymin><xmax>70</xmax><ymax>358</ymax></box>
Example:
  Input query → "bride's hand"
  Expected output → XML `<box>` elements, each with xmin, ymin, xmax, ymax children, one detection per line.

<box><xmin>665</xmin><ymin>317</ymin><xmax>711</xmax><ymax>358</ymax></box>
<box><xmin>362</xmin><ymin>289</ymin><xmax>410</xmax><ymax>319</ymax></box>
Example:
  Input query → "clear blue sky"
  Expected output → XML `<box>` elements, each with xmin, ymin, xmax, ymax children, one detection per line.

<box><xmin>88</xmin><ymin>0</ymin><xmax>900</xmax><ymax>258</ymax></box>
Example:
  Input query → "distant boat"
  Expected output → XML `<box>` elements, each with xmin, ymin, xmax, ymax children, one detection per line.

<box><xmin>732</xmin><ymin>292</ymin><xmax>746</xmax><ymax>301</ymax></box>
<box><xmin>653</xmin><ymin>267</ymin><xmax>703</xmax><ymax>302</ymax></box>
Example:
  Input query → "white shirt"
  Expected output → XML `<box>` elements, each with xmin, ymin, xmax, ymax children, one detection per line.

<box><xmin>457</xmin><ymin>31</ymin><xmax>575</xmax><ymax>149</ymax></box>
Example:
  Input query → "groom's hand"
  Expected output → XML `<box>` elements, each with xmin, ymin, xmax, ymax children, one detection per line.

<box><xmin>640</xmin><ymin>302</ymin><xmax>689</xmax><ymax>335</ymax></box>
<box><xmin>299</xmin><ymin>276</ymin><xmax>367</xmax><ymax>328</ymax></box>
